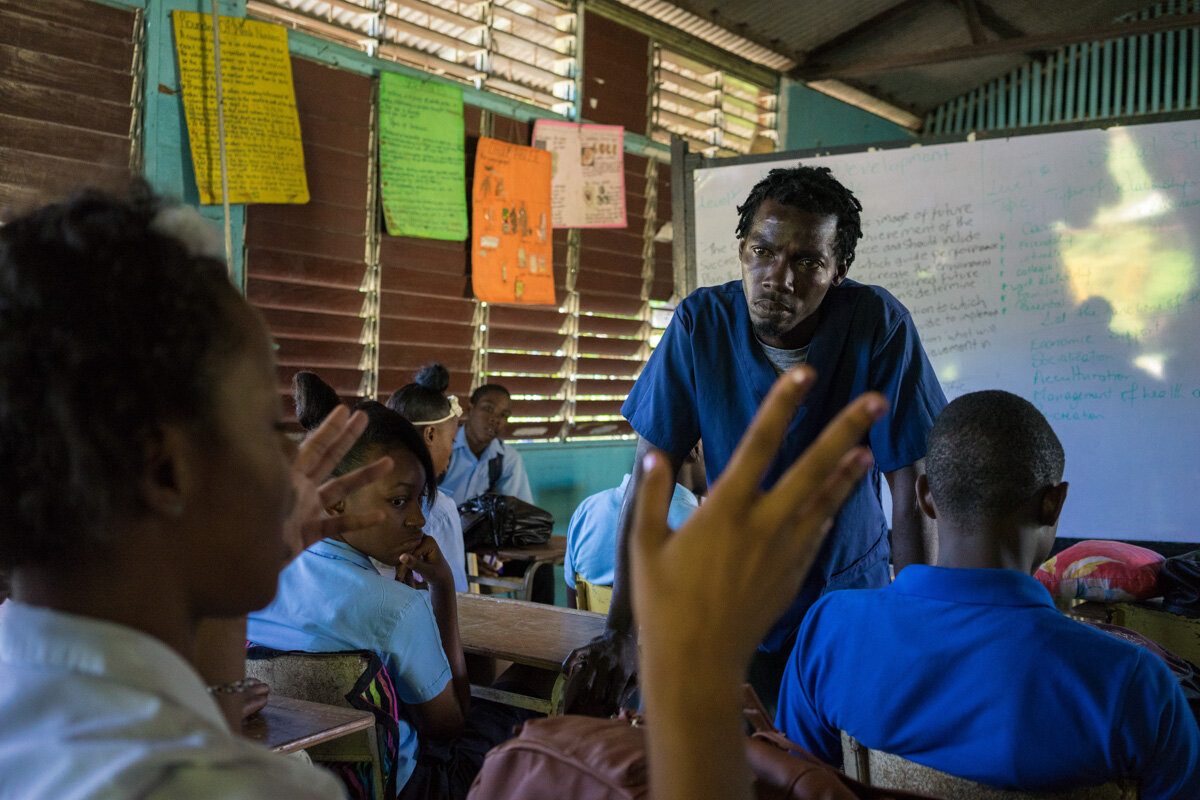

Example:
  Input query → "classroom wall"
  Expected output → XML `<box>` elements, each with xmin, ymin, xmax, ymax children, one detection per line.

<box><xmin>141</xmin><ymin>0</ymin><xmax>248</xmax><ymax>286</ymax></box>
<box><xmin>780</xmin><ymin>78</ymin><xmax>915</xmax><ymax>150</ymax></box>
<box><xmin>514</xmin><ymin>438</ymin><xmax>637</xmax><ymax>604</ymax></box>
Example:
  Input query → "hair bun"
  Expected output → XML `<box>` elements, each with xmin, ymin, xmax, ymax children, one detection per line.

<box><xmin>293</xmin><ymin>371</ymin><xmax>343</xmax><ymax>430</ymax></box>
<box><xmin>414</xmin><ymin>362</ymin><xmax>450</xmax><ymax>394</ymax></box>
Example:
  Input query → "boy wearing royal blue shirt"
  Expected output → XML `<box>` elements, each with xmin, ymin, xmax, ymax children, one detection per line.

<box><xmin>776</xmin><ymin>390</ymin><xmax>1200</xmax><ymax>799</ymax></box>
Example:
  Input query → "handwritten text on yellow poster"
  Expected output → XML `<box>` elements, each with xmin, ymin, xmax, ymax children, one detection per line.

<box><xmin>471</xmin><ymin>138</ymin><xmax>554</xmax><ymax>305</ymax></box>
<box><xmin>173</xmin><ymin>12</ymin><xmax>308</xmax><ymax>204</ymax></box>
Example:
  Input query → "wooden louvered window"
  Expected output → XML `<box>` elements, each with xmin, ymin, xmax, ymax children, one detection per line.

<box><xmin>244</xmin><ymin>57</ymin><xmax>374</xmax><ymax>416</ymax></box>
<box><xmin>474</xmin><ymin>115</ymin><xmax>572</xmax><ymax>440</ymax></box>
<box><xmin>376</xmin><ymin>104</ymin><xmax>483</xmax><ymax>404</ymax></box>
<box><xmin>247</xmin><ymin>0</ymin><xmax>578</xmax><ymax>118</ymax></box>
<box><xmin>0</xmin><ymin>0</ymin><xmax>139</xmax><ymax>221</ymax></box>
<box><xmin>652</xmin><ymin>45</ymin><xmax>777</xmax><ymax>157</ymax></box>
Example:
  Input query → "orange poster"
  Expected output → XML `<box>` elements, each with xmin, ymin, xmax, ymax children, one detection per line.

<box><xmin>471</xmin><ymin>138</ymin><xmax>555</xmax><ymax>305</ymax></box>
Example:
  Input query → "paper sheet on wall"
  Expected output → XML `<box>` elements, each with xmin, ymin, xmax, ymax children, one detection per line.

<box><xmin>379</xmin><ymin>72</ymin><xmax>467</xmax><ymax>240</ymax></box>
<box><xmin>532</xmin><ymin>120</ymin><xmax>626</xmax><ymax>228</ymax></box>
<box><xmin>173</xmin><ymin>11</ymin><xmax>308</xmax><ymax>204</ymax></box>
<box><xmin>471</xmin><ymin>138</ymin><xmax>555</xmax><ymax>305</ymax></box>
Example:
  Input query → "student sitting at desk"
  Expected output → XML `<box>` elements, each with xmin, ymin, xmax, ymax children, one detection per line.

<box><xmin>564</xmin><ymin>444</ymin><xmax>705</xmax><ymax>606</ymax></box>
<box><xmin>387</xmin><ymin>362</ymin><xmax>469</xmax><ymax>592</ymax></box>
<box><xmin>249</xmin><ymin>373</ymin><xmax>541</xmax><ymax>800</ymax></box>
<box><xmin>776</xmin><ymin>390</ymin><xmax>1200</xmax><ymax>798</ymax></box>
<box><xmin>0</xmin><ymin>187</ymin><xmax>392</xmax><ymax>799</ymax></box>
<box><xmin>439</xmin><ymin>383</ymin><xmax>531</xmax><ymax>505</ymax></box>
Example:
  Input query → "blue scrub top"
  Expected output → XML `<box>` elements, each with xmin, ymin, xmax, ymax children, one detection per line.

<box><xmin>776</xmin><ymin>566</ymin><xmax>1200</xmax><ymax>800</ymax></box>
<box><xmin>623</xmin><ymin>279</ymin><xmax>946</xmax><ymax>650</ymax></box>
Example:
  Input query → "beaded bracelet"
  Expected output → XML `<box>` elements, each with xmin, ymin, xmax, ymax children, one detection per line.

<box><xmin>206</xmin><ymin>679</ymin><xmax>254</xmax><ymax>695</ymax></box>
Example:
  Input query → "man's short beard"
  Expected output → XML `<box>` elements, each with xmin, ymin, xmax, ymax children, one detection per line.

<box><xmin>750</xmin><ymin>314</ymin><xmax>793</xmax><ymax>343</ymax></box>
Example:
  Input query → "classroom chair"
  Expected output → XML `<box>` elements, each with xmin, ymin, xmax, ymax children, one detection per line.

<box><xmin>840</xmin><ymin>733</ymin><xmax>1138</xmax><ymax>800</ymax></box>
<box><xmin>573</xmin><ymin>574</ymin><xmax>613</xmax><ymax>614</ymax></box>
<box><xmin>244</xmin><ymin>649</ymin><xmax>387</xmax><ymax>800</ymax></box>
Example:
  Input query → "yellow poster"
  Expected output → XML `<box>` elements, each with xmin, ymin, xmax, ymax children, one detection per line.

<box><xmin>173</xmin><ymin>11</ymin><xmax>308</xmax><ymax>204</ymax></box>
<box><xmin>471</xmin><ymin>138</ymin><xmax>555</xmax><ymax>305</ymax></box>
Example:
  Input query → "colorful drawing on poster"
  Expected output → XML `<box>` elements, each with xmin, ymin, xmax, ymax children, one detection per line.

<box><xmin>379</xmin><ymin>72</ymin><xmax>467</xmax><ymax>240</ymax></box>
<box><xmin>471</xmin><ymin>138</ymin><xmax>554</xmax><ymax>305</ymax></box>
<box><xmin>532</xmin><ymin>120</ymin><xmax>626</xmax><ymax>228</ymax></box>
<box><xmin>173</xmin><ymin>11</ymin><xmax>308</xmax><ymax>204</ymax></box>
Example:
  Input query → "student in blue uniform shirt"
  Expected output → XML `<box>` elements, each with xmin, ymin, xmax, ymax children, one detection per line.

<box><xmin>0</xmin><ymin>188</ymin><xmax>394</xmax><ymax>799</ymax></box>
<box><xmin>565</xmin><ymin>165</ymin><xmax>947</xmax><ymax>716</ymax></box>
<box><xmin>388</xmin><ymin>363</ymin><xmax>469</xmax><ymax>592</ymax></box>
<box><xmin>777</xmin><ymin>391</ymin><xmax>1200</xmax><ymax>799</ymax></box>
<box><xmin>564</xmin><ymin>444</ymin><xmax>706</xmax><ymax>604</ymax></box>
<box><xmin>250</xmin><ymin>373</ymin><xmax>542</xmax><ymax>800</ymax></box>
<box><xmin>439</xmin><ymin>383</ymin><xmax>532</xmax><ymax>505</ymax></box>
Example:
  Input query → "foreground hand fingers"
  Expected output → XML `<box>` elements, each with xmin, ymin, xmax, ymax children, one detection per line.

<box><xmin>630</xmin><ymin>451</ymin><xmax>673</xmax><ymax>562</ymax></box>
<box><xmin>760</xmin><ymin>392</ymin><xmax>887</xmax><ymax>531</ymax></box>
<box><xmin>713</xmin><ymin>366</ymin><xmax>815</xmax><ymax>500</ymax></box>
<box><xmin>774</xmin><ymin>448</ymin><xmax>875</xmax><ymax>584</ymax></box>
<box><xmin>314</xmin><ymin>510</ymin><xmax>385</xmax><ymax>541</ymax></box>
<box><xmin>317</xmin><ymin>456</ymin><xmax>393</xmax><ymax>509</ymax></box>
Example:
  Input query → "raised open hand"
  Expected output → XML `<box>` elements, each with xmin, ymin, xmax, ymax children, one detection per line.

<box><xmin>282</xmin><ymin>405</ymin><xmax>393</xmax><ymax>561</ymax></box>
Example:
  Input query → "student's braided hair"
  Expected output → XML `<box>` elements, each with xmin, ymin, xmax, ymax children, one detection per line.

<box><xmin>0</xmin><ymin>184</ymin><xmax>247</xmax><ymax>568</ymax></box>
<box><xmin>734</xmin><ymin>165</ymin><xmax>864</xmax><ymax>270</ymax></box>
<box><xmin>293</xmin><ymin>371</ymin><xmax>437</xmax><ymax>506</ymax></box>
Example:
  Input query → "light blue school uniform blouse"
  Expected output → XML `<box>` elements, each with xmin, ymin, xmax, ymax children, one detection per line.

<box><xmin>564</xmin><ymin>474</ymin><xmax>699</xmax><ymax>588</ymax></box>
<box><xmin>440</xmin><ymin>426</ymin><xmax>533</xmax><ymax>505</ymax></box>
<box><xmin>424</xmin><ymin>488</ymin><xmax>468</xmax><ymax>592</ymax></box>
<box><xmin>247</xmin><ymin>538</ymin><xmax>451</xmax><ymax>790</ymax></box>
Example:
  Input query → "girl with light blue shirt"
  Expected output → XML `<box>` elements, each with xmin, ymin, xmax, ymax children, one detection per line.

<box><xmin>387</xmin><ymin>362</ymin><xmax>469</xmax><ymax>592</ymax></box>
<box><xmin>250</xmin><ymin>372</ymin><xmax>536</xmax><ymax>800</ymax></box>
<box><xmin>0</xmin><ymin>187</ymin><xmax>393</xmax><ymax>799</ymax></box>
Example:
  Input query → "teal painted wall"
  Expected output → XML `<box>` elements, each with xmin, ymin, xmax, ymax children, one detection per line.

<box><xmin>781</xmin><ymin>78</ymin><xmax>914</xmax><ymax>151</ymax></box>
<box><xmin>513</xmin><ymin>439</ymin><xmax>636</xmax><ymax>605</ymax></box>
<box><xmin>142</xmin><ymin>0</ymin><xmax>246</xmax><ymax>287</ymax></box>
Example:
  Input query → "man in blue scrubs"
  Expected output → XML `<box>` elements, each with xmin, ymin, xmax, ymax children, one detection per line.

<box><xmin>564</xmin><ymin>165</ymin><xmax>946</xmax><ymax>714</ymax></box>
<box><xmin>777</xmin><ymin>391</ymin><xmax>1200</xmax><ymax>798</ymax></box>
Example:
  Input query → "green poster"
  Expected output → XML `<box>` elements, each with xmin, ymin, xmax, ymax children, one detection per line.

<box><xmin>379</xmin><ymin>73</ymin><xmax>467</xmax><ymax>240</ymax></box>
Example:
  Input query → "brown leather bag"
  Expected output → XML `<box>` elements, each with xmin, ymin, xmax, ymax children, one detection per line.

<box><xmin>465</xmin><ymin>687</ymin><xmax>935</xmax><ymax>800</ymax></box>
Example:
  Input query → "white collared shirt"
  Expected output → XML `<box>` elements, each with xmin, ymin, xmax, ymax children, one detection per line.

<box><xmin>0</xmin><ymin>601</ymin><xmax>346</xmax><ymax>800</ymax></box>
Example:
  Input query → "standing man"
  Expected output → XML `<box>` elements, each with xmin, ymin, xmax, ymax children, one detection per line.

<box><xmin>563</xmin><ymin>165</ymin><xmax>947</xmax><ymax>714</ymax></box>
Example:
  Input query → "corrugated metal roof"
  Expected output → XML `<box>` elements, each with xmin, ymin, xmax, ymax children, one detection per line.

<box><xmin>614</xmin><ymin>0</ymin><xmax>796</xmax><ymax>71</ymax></box>
<box><xmin>611</xmin><ymin>0</ymin><xmax>1165</xmax><ymax>117</ymax></box>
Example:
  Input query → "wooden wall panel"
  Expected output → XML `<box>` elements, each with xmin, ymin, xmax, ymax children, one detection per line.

<box><xmin>244</xmin><ymin>56</ymin><xmax>372</xmax><ymax>414</ymax></box>
<box><xmin>583</xmin><ymin>11</ymin><xmax>650</xmax><ymax>134</ymax></box>
<box><xmin>0</xmin><ymin>0</ymin><xmax>136</xmax><ymax>221</ymax></box>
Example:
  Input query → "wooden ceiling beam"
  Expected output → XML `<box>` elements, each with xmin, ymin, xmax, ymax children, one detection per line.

<box><xmin>799</xmin><ymin>0</ymin><xmax>926</xmax><ymax>64</ymax></box>
<box><xmin>970</xmin><ymin>0</ymin><xmax>1025</xmax><ymax>40</ymax></box>
<box><xmin>957</xmin><ymin>0</ymin><xmax>987</xmax><ymax>44</ymax></box>
<box><xmin>792</xmin><ymin>11</ymin><xmax>1200</xmax><ymax>80</ymax></box>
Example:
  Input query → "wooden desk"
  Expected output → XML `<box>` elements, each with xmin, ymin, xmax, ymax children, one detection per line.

<box><xmin>241</xmin><ymin>695</ymin><xmax>375</xmax><ymax>754</ymax></box>
<box><xmin>467</xmin><ymin>536</ymin><xmax>568</xmax><ymax>602</ymax></box>
<box><xmin>456</xmin><ymin>592</ymin><xmax>607</xmax><ymax>713</ymax></box>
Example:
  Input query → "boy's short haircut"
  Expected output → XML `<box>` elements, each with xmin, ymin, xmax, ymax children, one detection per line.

<box><xmin>925</xmin><ymin>390</ymin><xmax>1064</xmax><ymax>519</ymax></box>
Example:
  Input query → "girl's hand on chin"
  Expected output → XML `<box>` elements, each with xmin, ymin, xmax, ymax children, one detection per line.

<box><xmin>396</xmin><ymin>535</ymin><xmax>453</xmax><ymax>590</ymax></box>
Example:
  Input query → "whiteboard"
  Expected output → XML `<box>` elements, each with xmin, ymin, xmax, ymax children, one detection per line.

<box><xmin>691</xmin><ymin>118</ymin><xmax>1200</xmax><ymax>544</ymax></box>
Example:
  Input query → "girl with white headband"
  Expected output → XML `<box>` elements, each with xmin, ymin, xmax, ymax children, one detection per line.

<box><xmin>387</xmin><ymin>364</ymin><xmax>468</xmax><ymax>592</ymax></box>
